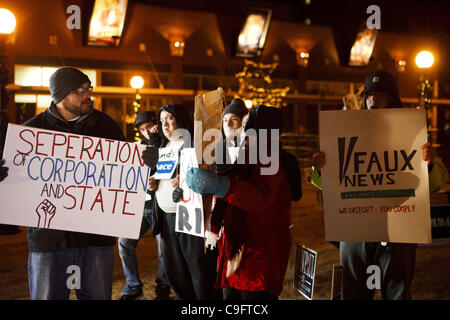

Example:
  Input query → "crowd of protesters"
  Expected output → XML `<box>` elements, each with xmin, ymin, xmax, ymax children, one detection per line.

<box><xmin>0</xmin><ymin>67</ymin><xmax>447</xmax><ymax>300</ymax></box>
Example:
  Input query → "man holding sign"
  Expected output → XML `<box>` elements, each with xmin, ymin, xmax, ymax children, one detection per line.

<box><xmin>2</xmin><ymin>67</ymin><xmax>125</xmax><ymax>300</ymax></box>
<box><xmin>312</xmin><ymin>71</ymin><xmax>448</xmax><ymax>300</ymax></box>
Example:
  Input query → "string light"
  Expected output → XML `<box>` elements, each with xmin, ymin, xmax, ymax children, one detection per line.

<box><xmin>235</xmin><ymin>58</ymin><xmax>290</xmax><ymax>108</ymax></box>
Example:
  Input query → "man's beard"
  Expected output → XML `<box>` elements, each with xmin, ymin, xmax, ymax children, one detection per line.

<box><xmin>63</xmin><ymin>99</ymin><xmax>92</xmax><ymax>117</ymax></box>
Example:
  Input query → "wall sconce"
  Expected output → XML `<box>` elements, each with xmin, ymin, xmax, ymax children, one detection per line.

<box><xmin>170</xmin><ymin>39</ymin><xmax>185</xmax><ymax>57</ymax></box>
<box><xmin>296</xmin><ymin>50</ymin><xmax>309</xmax><ymax>67</ymax></box>
<box><xmin>395</xmin><ymin>59</ymin><xmax>406</xmax><ymax>73</ymax></box>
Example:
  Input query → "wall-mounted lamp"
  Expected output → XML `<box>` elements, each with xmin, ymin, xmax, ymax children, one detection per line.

<box><xmin>296</xmin><ymin>50</ymin><xmax>309</xmax><ymax>67</ymax></box>
<box><xmin>170</xmin><ymin>39</ymin><xmax>185</xmax><ymax>57</ymax></box>
<box><xmin>395</xmin><ymin>59</ymin><xmax>406</xmax><ymax>73</ymax></box>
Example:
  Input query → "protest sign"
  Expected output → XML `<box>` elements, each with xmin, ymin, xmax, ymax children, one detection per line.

<box><xmin>194</xmin><ymin>87</ymin><xmax>225</xmax><ymax>171</ymax></box>
<box><xmin>151</xmin><ymin>147</ymin><xmax>179</xmax><ymax>180</ymax></box>
<box><xmin>294</xmin><ymin>245</ymin><xmax>317</xmax><ymax>300</ymax></box>
<box><xmin>320</xmin><ymin>108</ymin><xmax>431</xmax><ymax>243</ymax></box>
<box><xmin>176</xmin><ymin>148</ymin><xmax>204</xmax><ymax>238</ymax></box>
<box><xmin>0</xmin><ymin>124</ymin><xmax>149</xmax><ymax>239</ymax></box>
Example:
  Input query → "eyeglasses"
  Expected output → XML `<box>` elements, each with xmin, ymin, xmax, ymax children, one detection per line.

<box><xmin>73</xmin><ymin>86</ymin><xmax>93</xmax><ymax>95</ymax></box>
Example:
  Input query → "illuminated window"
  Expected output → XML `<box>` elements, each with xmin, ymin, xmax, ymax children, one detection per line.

<box><xmin>236</xmin><ymin>8</ymin><xmax>272</xmax><ymax>58</ymax></box>
<box><xmin>348</xmin><ymin>26</ymin><xmax>378</xmax><ymax>67</ymax></box>
<box><xmin>87</xmin><ymin>0</ymin><xmax>129</xmax><ymax>47</ymax></box>
<box><xmin>15</xmin><ymin>65</ymin><xmax>96</xmax><ymax>87</ymax></box>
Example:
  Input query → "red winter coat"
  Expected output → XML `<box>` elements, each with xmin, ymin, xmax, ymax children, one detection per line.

<box><xmin>215</xmin><ymin>162</ymin><xmax>292</xmax><ymax>296</ymax></box>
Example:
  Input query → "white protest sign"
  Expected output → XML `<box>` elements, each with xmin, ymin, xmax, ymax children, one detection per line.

<box><xmin>0</xmin><ymin>124</ymin><xmax>149</xmax><ymax>239</ymax></box>
<box><xmin>152</xmin><ymin>147</ymin><xmax>178</xmax><ymax>180</ymax></box>
<box><xmin>176</xmin><ymin>148</ymin><xmax>204</xmax><ymax>238</ymax></box>
<box><xmin>320</xmin><ymin>108</ymin><xmax>431</xmax><ymax>243</ymax></box>
<box><xmin>294</xmin><ymin>245</ymin><xmax>317</xmax><ymax>300</ymax></box>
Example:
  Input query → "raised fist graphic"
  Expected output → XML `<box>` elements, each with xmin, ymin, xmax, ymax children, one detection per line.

<box><xmin>36</xmin><ymin>199</ymin><xmax>56</xmax><ymax>228</ymax></box>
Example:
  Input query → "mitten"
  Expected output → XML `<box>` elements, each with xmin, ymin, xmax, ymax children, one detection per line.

<box><xmin>142</xmin><ymin>146</ymin><xmax>159</xmax><ymax>169</ymax></box>
<box><xmin>0</xmin><ymin>159</ymin><xmax>8</xmax><ymax>182</ymax></box>
<box><xmin>186</xmin><ymin>168</ymin><xmax>230</xmax><ymax>198</ymax></box>
<box><xmin>172</xmin><ymin>187</ymin><xmax>184</xmax><ymax>203</ymax></box>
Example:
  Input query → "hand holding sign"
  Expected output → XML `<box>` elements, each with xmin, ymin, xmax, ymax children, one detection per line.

<box><xmin>312</xmin><ymin>152</ymin><xmax>326</xmax><ymax>170</ymax></box>
<box><xmin>172</xmin><ymin>187</ymin><xmax>184</xmax><ymax>203</ymax></box>
<box><xmin>0</xmin><ymin>159</ymin><xmax>8</xmax><ymax>182</ymax></box>
<box><xmin>148</xmin><ymin>177</ymin><xmax>157</xmax><ymax>191</ymax></box>
<box><xmin>142</xmin><ymin>146</ymin><xmax>159</xmax><ymax>170</ymax></box>
<box><xmin>36</xmin><ymin>199</ymin><xmax>56</xmax><ymax>228</ymax></box>
<box><xmin>421</xmin><ymin>142</ymin><xmax>433</xmax><ymax>165</ymax></box>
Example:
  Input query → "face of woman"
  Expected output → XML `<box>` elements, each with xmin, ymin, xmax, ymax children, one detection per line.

<box><xmin>160</xmin><ymin>110</ymin><xmax>178</xmax><ymax>140</ymax></box>
<box><xmin>223</xmin><ymin>113</ymin><xmax>242</xmax><ymax>138</ymax></box>
<box><xmin>365</xmin><ymin>91</ymin><xmax>388</xmax><ymax>109</ymax></box>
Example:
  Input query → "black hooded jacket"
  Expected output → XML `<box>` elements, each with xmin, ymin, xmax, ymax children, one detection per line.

<box><xmin>151</xmin><ymin>104</ymin><xmax>193</xmax><ymax>235</ymax></box>
<box><xmin>157</xmin><ymin>104</ymin><xmax>194</xmax><ymax>148</ymax></box>
<box><xmin>24</xmin><ymin>102</ymin><xmax>125</xmax><ymax>252</ymax></box>
<box><xmin>244</xmin><ymin>105</ymin><xmax>302</xmax><ymax>201</ymax></box>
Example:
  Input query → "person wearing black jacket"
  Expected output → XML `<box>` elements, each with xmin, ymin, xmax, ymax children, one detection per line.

<box><xmin>24</xmin><ymin>67</ymin><xmax>125</xmax><ymax>300</ymax></box>
<box><xmin>148</xmin><ymin>104</ymin><xmax>222</xmax><ymax>300</ymax></box>
<box><xmin>118</xmin><ymin>111</ymin><xmax>172</xmax><ymax>300</ymax></box>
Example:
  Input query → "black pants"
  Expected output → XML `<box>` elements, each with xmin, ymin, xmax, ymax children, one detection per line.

<box><xmin>160</xmin><ymin>211</ymin><xmax>222</xmax><ymax>300</ymax></box>
<box><xmin>224</xmin><ymin>288</ymin><xmax>278</xmax><ymax>300</ymax></box>
<box><xmin>340</xmin><ymin>241</ymin><xmax>417</xmax><ymax>300</ymax></box>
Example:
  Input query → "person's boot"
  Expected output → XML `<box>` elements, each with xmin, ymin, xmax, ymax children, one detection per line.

<box><xmin>119</xmin><ymin>288</ymin><xmax>143</xmax><ymax>300</ymax></box>
<box><xmin>154</xmin><ymin>284</ymin><xmax>171</xmax><ymax>300</ymax></box>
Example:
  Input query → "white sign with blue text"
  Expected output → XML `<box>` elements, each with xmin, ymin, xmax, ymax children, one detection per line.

<box><xmin>152</xmin><ymin>147</ymin><xmax>179</xmax><ymax>180</ymax></box>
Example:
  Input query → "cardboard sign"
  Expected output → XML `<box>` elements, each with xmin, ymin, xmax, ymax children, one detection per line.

<box><xmin>152</xmin><ymin>147</ymin><xmax>179</xmax><ymax>180</ymax></box>
<box><xmin>320</xmin><ymin>108</ymin><xmax>431</xmax><ymax>243</ymax></box>
<box><xmin>176</xmin><ymin>148</ymin><xmax>204</xmax><ymax>238</ymax></box>
<box><xmin>294</xmin><ymin>245</ymin><xmax>317</xmax><ymax>300</ymax></box>
<box><xmin>0</xmin><ymin>124</ymin><xmax>149</xmax><ymax>239</ymax></box>
<box><xmin>194</xmin><ymin>88</ymin><xmax>225</xmax><ymax>171</ymax></box>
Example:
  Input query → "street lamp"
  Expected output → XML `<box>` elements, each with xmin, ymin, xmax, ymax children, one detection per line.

<box><xmin>0</xmin><ymin>8</ymin><xmax>16</xmax><ymax>34</ymax></box>
<box><xmin>130</xmin><ymin>76</ymin><xmax>144</xmax><ymax>141</ymax></box>
<box><xmin>1</xmin><ymin>7</ymin><xmax>16</xmax><ymax>157</ymax></box>
<box><xmin>0</xmin><ymin>8</ymin><xmax>20</xmax><ymax>235</ymax></box>
<box><xmin>415</xmin><ymin>50</ymin><xmax>434</xmax><ymax>69</ymax></box>
<box><xmin>415</xmin><ymin>50</ymin><xmax>434</xmax><ymax>134</ymax></box>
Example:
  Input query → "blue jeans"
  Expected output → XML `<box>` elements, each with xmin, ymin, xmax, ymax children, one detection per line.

<box><xmin>118</xmin><ymin>212</ymin><xmax>170</xmax><ymax>295</ymax></box>
<box><xmin>28</xmin><ymin>246</ymin><xmax>114</xmax><ymax>300</ymax></box>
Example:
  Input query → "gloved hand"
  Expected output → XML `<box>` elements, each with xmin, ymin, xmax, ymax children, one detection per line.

<box><xmin>0</xmin><ymin>159</ymin><xmax>8</xmax><ymax>182</ymax></box>
<box><xmin>148</xmin><ymin>132</ymin><xmax>161</xmax><ymax>147</ymax></box>
<box><xmin>142</xmin><ymin>146</ymin><xmax>159</xmax><ymax>170</ymax></box>
<box><xmin>186</xmin><ymin>168</ymin><xmax>230</xmax><ymax>198</ymax></box>
<box><xmin>172</xmin><ymin>187</ymin><xmax>184</xmax><ymax>203</ymax></box>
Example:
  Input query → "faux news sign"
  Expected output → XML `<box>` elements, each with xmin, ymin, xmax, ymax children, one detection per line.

<box><xmin>0</xmin><ymin>124</ymin><xmax>149</xmax><ymax>239</ymax></box>
<box><xmin>320</xmin><ymin>108</ymin><xmax>431</xmax><ymax>243</ymax></box>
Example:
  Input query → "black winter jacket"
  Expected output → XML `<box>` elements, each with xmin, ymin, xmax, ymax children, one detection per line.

<box><xmin>24</xmin><ymin>102</ymin><xmax>125</xmax><ymax>252</ymax></box>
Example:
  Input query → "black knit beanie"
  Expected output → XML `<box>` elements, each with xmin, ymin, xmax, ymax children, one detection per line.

<box><xmin>49</xmin><ymin>67</ymin><xmax>91</xmax><ymax>104</ymax></box>
<box><xmin>135</xmin><ymin>111</ymin><xmax>156</xmax><ymax>128</ymax></box>
<box><xmin>361</xmin><ymin>70</ymin><xmax>402</xmax><ymax>109</ymax></box>
<box><xmin>222</xmin><ymin>98</ymin><xmax>248</xmax><ymax>120</ymax></box>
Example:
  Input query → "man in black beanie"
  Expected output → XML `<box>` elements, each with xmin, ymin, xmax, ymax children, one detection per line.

<box><xmin>22</xmin><ymin>67</ymin><xmax>125</xmax><ymax>300</ymax></box>
<box><xmin>118</xmin><ymin>111</ymin><xmax>172</xmax><ymax>300</ymax></box>
<box><xmin>312</xmin><ymin>70</ymin><xmax>448</xmax><ymax>300</ymax></box>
